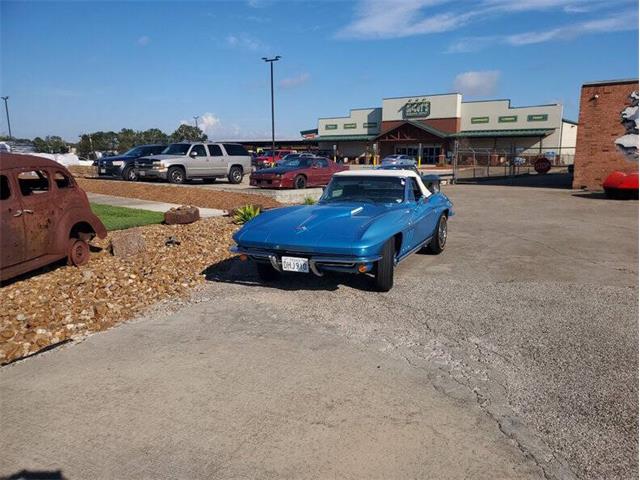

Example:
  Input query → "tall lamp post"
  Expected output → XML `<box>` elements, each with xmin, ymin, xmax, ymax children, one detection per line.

<box><xmin>193</xmin><ymin>115</ymin><xmax>199</xmax><ymax>130</ymax></box>
<box><xmin>1</xmin><ymin>96</ymin><xmax>12</xmax><ymax>140</ymax></box>
<box><xmin>262</xmin><ymin>56</ymin><xmax>281</xmax><ymax>157</ymax></box>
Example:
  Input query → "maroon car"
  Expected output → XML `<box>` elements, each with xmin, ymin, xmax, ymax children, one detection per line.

<box><xmin>1</xmin><ymin>153</ymin><xmax>107</xmax><ymax>281</ymax></box>
<box><xmin>250</xmin><ymin>156</ymin><xmax>348</xmax><ymax>189</ymax></box>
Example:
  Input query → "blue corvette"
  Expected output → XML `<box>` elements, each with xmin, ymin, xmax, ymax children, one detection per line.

<box><xmin>231</xmin><ymin>170</ymin><xmax>454</xmax><ymax>291</ymax></box>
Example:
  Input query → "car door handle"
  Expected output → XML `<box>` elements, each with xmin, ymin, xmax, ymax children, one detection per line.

<box><xmin>13</xmin><ymin>210</ymin><xmax>22</xmax><ymax>217</ymax></box>
<box><xmin>23</xmin><ymin>209</ymin><xmax>34</xmax><ymax>214</ymax></box>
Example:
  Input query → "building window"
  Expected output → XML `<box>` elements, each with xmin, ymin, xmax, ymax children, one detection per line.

<box><xmin>471</xmin><ymin>116</ymin><xmax>490</xmax><ymax>124</ymax></box>
<box><xmin>363</xmin><ymin>122</ymin><xmax>377</xmax><ymax>128</ymax></box>
<box><xmin>325</xmin><ymin>124</ymin><xmax>338</xmax><ymax>130</ymax></box>
<box><xmin>527</xmin><ymin>114</ymin><xmax>548</xmax><ymax>122</ymax></box>
<box><xmin>498</xmin><ymin>115</ymin><xmax>518</xmax><ymax>123</ymax></box>
<box><xmin>344</xmin><ymin>123</ymin><xmax>356</xmax><ymax>129</ymax></box>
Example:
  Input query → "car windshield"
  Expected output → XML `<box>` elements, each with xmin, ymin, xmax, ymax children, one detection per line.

<box><xmin>320</xmin><ymin>176</ymin><xmax>406</xmax><ymax>204</ymax></box>
<box><xmin>123</xmin><ymin>147</ymin><xmax>143</xmax><ymax>157</ymax></box>
<box><xmin>280</xmin><ymin>158</ymin><xmax>312</xmax><ymax>168</ymax></box>
<box><xmin>281</xmin><ymin>154</ymin><xmax>300</xmax><ymax>161</ymax></box>
<box><xmin>162</xmin><ymin>143</ymin><xmax>191</xmax><ymax>155</ymax></box>
<box><xmin>262</xmin><ymin>150</ymin><xmax>275</xmax><ymax>157</ymax></box>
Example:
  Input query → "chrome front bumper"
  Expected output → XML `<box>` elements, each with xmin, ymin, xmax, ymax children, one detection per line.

<box><xmin>230</xmin><ymin>245</ymin><xmax>382</xmax><ymax>276</ymax></box>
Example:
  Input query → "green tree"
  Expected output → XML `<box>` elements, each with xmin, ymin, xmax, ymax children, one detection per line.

<box><xmin>32</xmin><ymin>137</ymin><xmax>48</xmax><ymax>152</ymax></box>
<box><xmin>170</xmin><ymin>124</ymin><xmax>207</xmax><ymax>143</ymax></box>
<box><xmin>139</xmin><ymin>128</ymin><xmax>169</xmax><ymax>145</ymax></box>
<box><xmin>33</xmin><ymin>136</ymin><xmax>68</xmax><ymax>153</ymax></box>
<box><xmin>117</xmin><ymin>128</ymin><xmax>138</xmax><ymax>152</ymax></box>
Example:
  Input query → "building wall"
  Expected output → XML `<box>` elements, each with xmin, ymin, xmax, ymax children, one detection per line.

<box><xmin>382</xmin><ymin>93</ymin><xmax>462</xmax><ymax>122</ymax></box>
<box><xmin>460</xmin><ymin>100</ymin><xmax>563</xmax><ymax>133</ymax></box>
<box><xmin>318</xmin><ymin>141</ymin><xmax>369</xmax><ymax>158</ymax></box>
<box><xmin>318</xmin><ymin>108</ymin><xmax>381</xmax><ymax>136</ymax></box>
<box><xmin>573</xmin><ymin>79</ymin><xmax>639</xmax><ymax>190</ymax></box>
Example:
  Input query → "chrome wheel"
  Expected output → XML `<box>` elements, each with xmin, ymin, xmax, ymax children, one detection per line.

<box><xmin>170</xmin><ymin>169</ymin><xmax>184</xmax><ymax>183</ymax></box>
<box><xmin>438</xmin><ymin>216</ymin><xmax>447</xmax><ymax>247</ymax></box>
<box><xmin>232</xmin><ymin>169</ymin><xmax>242</xmax><ymax>182</ymax></box>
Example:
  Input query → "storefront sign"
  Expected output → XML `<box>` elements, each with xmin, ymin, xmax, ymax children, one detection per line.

<box><xmin>403</xmin><ymin>99</ymin><xmax>431</xmax><ymax>118</ymax></box>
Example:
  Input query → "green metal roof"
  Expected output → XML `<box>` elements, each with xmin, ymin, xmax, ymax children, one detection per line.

<box><xmin>299</xmin><ymin>128</ymin><xmax>318</xmax><ymax>135</ymax></box>
<box><xmin>314</xmin><ymin>134</ymin><xmax>377</xmax><ymax>142</ymax></box>
<box><xmin>374</xmin><ymin>120</ymin><xmax>449</xmax><ymax>140</ymax></box>
<box><xmin>452</xmin><ymin>129</ymin><xmax>554</xmax><ymax>138</ymax></box>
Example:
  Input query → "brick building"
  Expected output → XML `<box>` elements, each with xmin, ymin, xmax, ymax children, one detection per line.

<box><xmin>573</xmin><ymin>78</ymin><xmax>639</xmax><ymax>190</ymax></box>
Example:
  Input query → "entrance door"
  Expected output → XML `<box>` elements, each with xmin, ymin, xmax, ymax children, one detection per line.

<box><xmin>395</xmin><ymin>145</ymin><xmax>419</xmax><ymax>159</ymax></box>
<box><xmin>422</xmin><ymin>146</ymin><xmax>442</xmax><ymax>164</ymax></box>
<box><xmin>0</xmin><ymin>172</ymin><xmax>26</xmax><ymax>269</ymax></box>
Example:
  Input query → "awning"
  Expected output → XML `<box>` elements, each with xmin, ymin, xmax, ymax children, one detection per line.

<box><xmin>374</xmin><ymin>120</ymin><xmax>449</xmax><ymax>140</ymax></box>
<box><xmin>451</xmin><ymin>129</ymin><xmax>554</xmax><ymax>138</ymax></box>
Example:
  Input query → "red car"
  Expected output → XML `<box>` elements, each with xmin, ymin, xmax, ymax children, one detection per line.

<box><xmin>254</xmin><ymin>150</ymin><xmax>295</xmax><ymax>169</ymax></box>
<box><xmin>1</xmin><ymin>153</ymin><xmax>107</xmax><ymax>281</ymax></box>
<box><xmin>250</xmin><ymin>156</ymin><xmax>348</xmax><ymax>189</ymax></box>
<box><xmin>603</xmin><ymin>170</ymin><xmax>639</xmax><ymax>198</ymax></box>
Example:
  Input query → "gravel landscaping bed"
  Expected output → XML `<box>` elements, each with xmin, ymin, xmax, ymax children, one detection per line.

<box><xmin>0</xmin><ymin>218</ymin><xmax>238</xmax><ymax>365</ymax></box>
<box><xmin>75</xmin><ymin>177</ymin><xmax>281</xmax><ymax>211</ymax></box>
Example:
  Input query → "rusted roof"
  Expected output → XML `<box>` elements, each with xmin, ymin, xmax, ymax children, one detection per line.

<box><xmin>0</xmin><ymin>152</ymin><xmax>65</xmax><ymax>171</ymax></box>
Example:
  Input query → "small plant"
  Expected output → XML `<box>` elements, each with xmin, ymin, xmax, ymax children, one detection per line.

<box><xmin>233</xmin><ymin>204</ymin><xmax>261</xmax><ymax>224</ymax></box>
<box><xmin>303</xmin><ymin>197</ymin><xmax>316</xmax><ymax>205</ymax></box>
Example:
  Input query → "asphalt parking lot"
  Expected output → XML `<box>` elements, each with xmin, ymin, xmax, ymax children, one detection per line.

<box><xmin>1</xmin><ymin>180</ymin><xmax>637</xmax><ymax>480</ymax></box>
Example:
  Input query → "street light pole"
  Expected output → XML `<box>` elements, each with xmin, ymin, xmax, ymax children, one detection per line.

<box><xmin>1</xmin><ymin>96</ymin><xmax>12</xmax><ymax>140</ymax></box>
<box><xmin>193</xmin><ymin>115</ymin><xmax>199</xmax><ymax>130</ymax></box>
<box><xmin>262</xmin><ymin>56</ymin><xmax>281</xmax><ymax>157</ymax></box>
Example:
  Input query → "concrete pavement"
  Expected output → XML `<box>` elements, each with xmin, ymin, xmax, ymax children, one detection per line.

<box><xmin>87</xmin><ymin>192</ymin><xmax>226</xmax><ymax>218</ymax></box>
<box><xmin>1</xmin><ymin>181</ymin><xmax>637</xmax><ymax>479</ymax></box>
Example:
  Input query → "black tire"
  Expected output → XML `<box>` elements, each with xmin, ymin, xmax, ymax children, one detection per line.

<box><xmin>374</xmin><ymin>238</ymin><xmax>395</xmax><ymax>292</ymax></box>
<box><xmin>168</xmin><ymin>166</ymin><xmax>186</xmax><ymax>184</ymax></box>
<box><xmin>228</xmin><ymin>166</ymin><xmax>243</xmax><ymax>184</ymax></box>
<box><xmin>256</xmin><ymin>262</ymin><xmax>279</xmax><ymax>281</ymax></box>
<box><xmin>426</xmin><ymin>213</ymin><xmax>448</xmax><ymax>254</ymax></box>
<box><xmin>294</xmin><ymin>175</ymin><xmax>307</xmax><ymax>189</ymax></box>
<box><xmin>122</xmin><ymin>166</ymin><xmax>137</xmax><ymax>182</ymax></box>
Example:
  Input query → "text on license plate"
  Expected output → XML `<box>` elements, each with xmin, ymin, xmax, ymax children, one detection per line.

<box><xmin>100</xmin><ymin>168</ymin><xmax>106</xmax><ymax>173</ymax></box>
<box><xmin>281</xmin><ymin>256</ymin><xmax>309</xmax><ymax>273</ymax></box>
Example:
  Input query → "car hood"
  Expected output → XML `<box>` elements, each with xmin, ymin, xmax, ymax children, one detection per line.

<box><xmin>235</xmin><ymin>202</ymin><xmax>404</xmax><ymax>251</ymax></box>
<box><xmin>100</xmin><ymin>154</ymin><xmax>134</xmax><ymax>162</ymax></box>
<box><xmin>136</xmin><ymin>154</ymin><xmax>185</xmax><ymax>165</ymax></box>
<box><xmin>253</xmin><ymin>166</ymin><xmax>299</xmax><ymax>175</ymax></box>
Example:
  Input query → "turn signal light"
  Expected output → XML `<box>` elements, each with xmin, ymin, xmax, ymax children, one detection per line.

<box><xmin>358</xmin><ymin>264</ymin><xmax>367</xmax><ymax>273</ymax></box>
<box><xmin>239</xmin><ymin>254</ymin><xmax>248</xmax><ymax>261</ymax></box>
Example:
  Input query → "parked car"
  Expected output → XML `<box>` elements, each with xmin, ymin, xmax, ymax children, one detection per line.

<box><xmin>381</xmin><ymin>154</ymin><xmax>416</xmax><ymax>166</ymax></box>
<box><xmin>1</xmin><ymin>153</ymin><xmax>107</xmax><ymax>281</ymax></box>
<box><xmin>135</xmin><ymin>142</ymin><xmax>252</xmax><ymax>184</ymax></box>
<box><xmin>232</xmin><ymin>169</ymin><xmax>454</xmax><ymax>291</ymax></box>
<box><xmin>250</xmin><ymin>156</ymin><xmax>348</xmax><ymax>189</ymax></box>
<box><xmin>603</xmin><ymin>170</ymin><xmax>639</xmax><ymax>198</ymax></box>
<box><xmin>377</xmin><ymin>164</ymin><xmax>441</xmax><ymax>193</ymax></box>
<box><xmin>97</xmin><ymin>144</ymin><xmax>166</xmax><ymax>181</ymax></box>
<box><xmin>254</xmin><ymin>150</ymin><xmax>295</xmax><ymax>169</ymax></box>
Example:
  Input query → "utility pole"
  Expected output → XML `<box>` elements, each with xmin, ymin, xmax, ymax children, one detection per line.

<box><xmin>261</xmin><ymin>56</ymin><xmax>281</xmax><ymax>157</ymax></box>
<box><xmin>193</xmin><ymin>115</ymin><xmax>199</xmax><ymax>130</ymax></box>
<box><xmin>1</xmin><ymin>96</ymin><xmax>12</xmax><ymax>140</ymax></box>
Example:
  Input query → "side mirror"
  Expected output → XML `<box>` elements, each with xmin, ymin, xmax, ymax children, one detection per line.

<box><xmin>189</xmin><ymin>151</ymin><xmax>198</xmax><ymax>157</ymax></box>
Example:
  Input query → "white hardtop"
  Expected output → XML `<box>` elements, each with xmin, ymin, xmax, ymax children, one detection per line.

<box><xmin>334</xmin><ymin>169</ymin><xmax>432</xmax><ymax>197</ymax></box>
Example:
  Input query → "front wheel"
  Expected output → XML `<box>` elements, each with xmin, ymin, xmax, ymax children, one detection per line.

<box><xmin>122</xmin><ymin>166</ymin><xmax>137</xmax><ymax>182</ymax></box>
<box><xmin>168</xmin><ymin>166</ymin><xmax>186</xmax><ymax>184</ymax></box>
<box><xmin>425</xmin><ymin>213</ymin><xmax>447</xmax><ymax>254</ymax></box>
<box><xmin>294</xmin><ymin>175</ymin><xmax>307</xmax><ymax>189</ymax></box>
<box><xmin>228</xmin><ymin>166</ymin><xmax>243</xmax><ymax>184</ymax></box>
<box><xmin>67</xmin><ymin>238</ymin><xmax>90</xmax><ymax>266</ymax></box>
<box><xmin>374</xmin><ymin>238</ymin><xmax>395</xmax><ymax>292</ymax></box>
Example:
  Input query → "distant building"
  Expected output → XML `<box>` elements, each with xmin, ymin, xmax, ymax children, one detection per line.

<box><xmin>573</xmin><ymin>78</ymin><xmax>639</xmax><ymax>190</ymax></box>
<box><xmin>309</xmin><ymin>92</ymin><xmax>577</xmax><ymax>165</ymax></box>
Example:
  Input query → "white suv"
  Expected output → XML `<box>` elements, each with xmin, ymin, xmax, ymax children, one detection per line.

<box><xmin>135</xmin><ymin>142</ymin><xmax>252</xmax><ymax>184</ymax></box>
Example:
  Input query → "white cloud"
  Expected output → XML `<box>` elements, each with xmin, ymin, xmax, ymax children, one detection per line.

<box><xmin>137</xmin><ymin>35</ymin><xmax>150</xmax><ymax>46</ymax></box>
<box><xmin>453</xmin><ymin>70</ymin><xmax>500</xmax><ymax>97</ymax></box>
<box><xmin>279</xmin><ymin>73</ymin><xmax>311</xmax><ymax>89</ymax></box>
<box><xmin>225</xmin><ymin>33</ymin><xmax>266</xmax><ymax>52</ymax></box>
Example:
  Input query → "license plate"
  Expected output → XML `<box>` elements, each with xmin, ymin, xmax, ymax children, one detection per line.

<box><xmin>281</xmin><ymin>256</ymin><xmax>309</xmax><ymax>273</ymax></box>
<box><xmin>139</xmin><ymin>171</ymin><xmax>146</xmax><ymax>176</ymax></box>
<box><xmin>100</xmin><ymin>168</ymin><xmax>106</xmax><ymax>173</ymax></box>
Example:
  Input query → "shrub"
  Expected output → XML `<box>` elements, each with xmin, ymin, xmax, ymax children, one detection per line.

<box><xmin>303</xmin><ymin>197</ymin><xmax>316</xmax><ymax>205</ymax></box>
<box><xmin>233</xmin><ymin>204</ymin><xmax>261</xmax><ymax>224</ymax></box>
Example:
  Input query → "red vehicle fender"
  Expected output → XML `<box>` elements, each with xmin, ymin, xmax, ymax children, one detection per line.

<box><xmin>603</xmin><ymin>170</ymin><xmax>639</xmax><ymax>190</ymax></box>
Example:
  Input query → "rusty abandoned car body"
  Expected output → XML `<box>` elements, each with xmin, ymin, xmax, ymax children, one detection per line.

<box><xmin>0</xmin><ymin>153</ymin><xmax>107</xmax><ymax>281</ymax></box>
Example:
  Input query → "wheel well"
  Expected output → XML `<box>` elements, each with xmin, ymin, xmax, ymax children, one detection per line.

<box><xmin>442</xmin><ymin>208</ymin><xmax>449</xmax><ymax>217</ymax></box>
<box><xmin>168</xmin><ymin>164</ymin><xmax>185</xmax><ymax>171</ymax></box>
<box><xmin>393</xmin><ymin>233</ymin><xmax>403</xmax><ymax>256</ymax></box>
<box><xmin>231</xmin><ymin>164</ymin><xmax>243</xmax><ymax>173</ymax></box>
<box><xmin>70</xmin><ymin>222</ymin><xmax>95</xmax><ymax>241</ymax></box>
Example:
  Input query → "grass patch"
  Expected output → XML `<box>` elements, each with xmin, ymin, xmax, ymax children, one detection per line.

<box><xmin>91</xmin><ymin>203</ymin><xmax>164</xmax><ymax>231</ymax></box>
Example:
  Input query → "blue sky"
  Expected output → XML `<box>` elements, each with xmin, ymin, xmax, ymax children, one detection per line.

<box><xmin>1</xmin><ymin>0</ymin><xmax>638</xmax><ymax>141</ymax></box>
